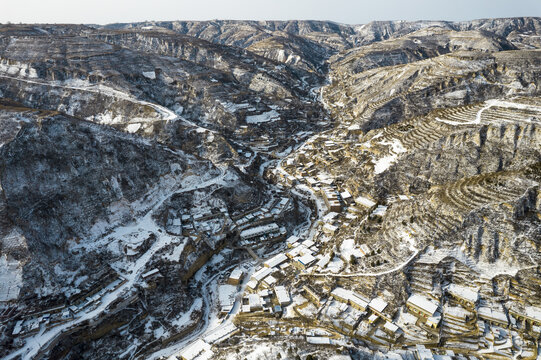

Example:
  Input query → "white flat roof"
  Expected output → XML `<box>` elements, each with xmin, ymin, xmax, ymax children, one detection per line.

<box><xmin>248</xmin><ymin>294</ymin><xmax>262</xmax><ymax>308</ymax></box>
<box><xmin>384</xmin><ymin>321</ymin><xmax>399</xmax><ymax>333</ymax></box>
<box><xmin>246</xmin><ymin>279</ymin><xmax>258</xmax><ymax>290</ymax></box>
<box><xmin>316</xmin><ymin>254</ymin><xmax>331</xmax><ymax>268</ymax></box>
<box><xmin>251</xmin><ymin>267</ymin><xmax>273</xmax><ymax>282</ymax></box>
<box><xmin>229</xmin><ymin>268</ymin><xmax>244</xmax><ymax>280</ymax></box>
<box><xmin>369</xmin><ymin>298</ymin><xmax>388</xmax><ymax>313</ymax></box>
<box><xmin>331</xmin><ymin>287</ymin><xmax>368</xmax><ymax>309</ymax></box>
<box><xmin>286</xmin><ymin>235</ymin><xmax>300</xmax><ymax>244</ymax></box>
<box><xmin>355</xmin><ymin>196</ymin><xmax>376</xmax><ymax>208</ymax></box>
<box><xmin>447</xmin><ymin>284</ymin><xmax>479</xmax><ymax>303</ymax></box>
<box><xmin>407</xmin><ymin>294</ymin><xmax>438</xmax><ymax>316</ymax></box>
<box><xmin>263</xmin><ymin>275</ymin><xmax>277</xmax><ymax>286</ymax></box>
<box><xmin>264</xmin><ymin>253</ymin><xmax>288</xmax><ymax>268</ymax></box>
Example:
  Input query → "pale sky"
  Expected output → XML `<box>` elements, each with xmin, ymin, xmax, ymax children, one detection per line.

<box><xmin>2</xmin><ymin>0</ymin><xmax>540</xmax><ymax>25</ymax></box>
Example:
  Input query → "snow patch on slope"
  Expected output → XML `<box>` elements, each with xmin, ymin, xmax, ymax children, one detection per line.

<box><xmin>246</xmin><ymin>110</ymin><xmax>280</xmax><ymax>124</ymax></box>
<box><xmin>373</xmin><ymin>139</ymin><xmax>407</xmax><ymax>174</ymax></box>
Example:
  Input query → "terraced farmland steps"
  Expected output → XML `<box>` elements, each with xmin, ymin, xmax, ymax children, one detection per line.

<box><xmin>435</xmin><ymin>171</ymin><xmax>535</xmax><ymax>213</ymax></box>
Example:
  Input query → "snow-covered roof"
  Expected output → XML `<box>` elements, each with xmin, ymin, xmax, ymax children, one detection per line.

<box><xmin>306</xmin><ymin>336</ymin><xmax>332</xmax><ymax>345</ymax></box>
<box><xmin>263</xmin><ymin>275</ymin><xmax>277</xmax><ymax>286</ymax></box>
<box><xmin>229</xmin><ymin>268</ymin><xmax>243</xmax><ymax>280</ymax></box>
<box><xmin>447</xmin><ymin>284</ymin><xmax>479</xmax><ymax>303</ymax></box>
<box><xmin>274</xmin><ymin>286</ymin><xmax>291</xmax><ymax>305</ymax></box>
<box><xmin>323</xmin><ymin>224</ymin><xmax>338</xmax><ymax>232</ymax></box>
<box><xmin>384</xmin><ymin>321</ymin><xmax>399</xmax><ymax>333</ymax></box>
<box><xmin>478</xmin><ymin>306</ymin><xmax>508</xmax><ymax>323</ymax></box>
<box><xmin>218</xmin><ymin>285</ymin><xmax>236</xmax><ymax>307</ymax></box>
<box><xmin>240</xmin><ymin>223</ymin><xmax>279</xmax><ymax>239</ymax></box>
<box><xmin>264</xmin><ymin>253</ymin><xmax>288</xmax><ymax>268</ymax></box>
<box><xmin>251</xmin><ymin>267</ymin><xmax>273</xmax><ymax>282</ymax></box>
<box><xmin>331</xmin><ymin>287</ymin><xmax>351</xmax><ymax>301</ymax></box>
<box><xmin>426</xmin><ymin>315</ymin><xmax>441</xmax><ymax>326</ymax></box>
<box><xmin>323</xmin><ymin>212</ymin><xmax>339</xmax><ymax>222</ymax></box>
<box><xmin>369</xmin><ymin>297</ymin><xmax>388</xmax><ymax>313</ymax></box>
<box><xmin>372</xmin><ymin>205</ymin><xmax>387</xmax><ymax>216</ymax></box>
<box><xmin>316</xmin><ymin>254</ymin><xmax>331</xmax><ymax>268</ymax></box>
<box><xmin>415</xmin><ymin>344</ymin><xmax>435</xmax><ymax>360</ymax></box>
<box><xmin>287</xmin><ymin>245</ymin><xmax>307</xmax><ymax>258</ymax></box>
<box><xmin>141</xmin><ymin>268</ymin><xmax>160</xmax><ymax>279</ymax></box>
<box><xmin>248</xmin><ymin>294</ymin><xmax>262</xmax><ymax>309</ymax></box>
<box><xmin>246</xmin><ymin>279</ymin><xmax>258</xmax><ymax>290</ymax></box>
<box><xmin>204</xmin><ymin>323</ymin><xmax>238</xmax><ymax>344</ymax></box>
<box><xmin>331</xmin><ymin>287</ymin><xmax>369</xmax><ymax>309</ymax></box>
<box><xmin>297</xmin><ymin>253</ymin><xmax>317</xmax><ymax>266</ymax></box>
<box><xmin>286</xmin><ymin>235</ymin><xmax>300</xmax><ymax>245</ymax></box>
<box><xmin>355</xmin><ymin>196</ymin><xmax>376</xmax><ymax>208</ymax></box>
<box><xmin>178</xmin><ymin>339</ymin><xmax>213</xmax><ymax>360</ymax></box>
<box><xmin>407</xmin><ymin>294</ymin><xmax>439</xmax><ymax>316</ymax></box>
<box><xmin>368</xmin><ymin>314</ymin><xmax>379</xmax><ymax>322</ymax></box>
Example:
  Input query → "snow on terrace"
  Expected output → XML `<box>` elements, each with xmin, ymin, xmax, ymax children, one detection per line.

<box><xmin>245</xmin><ymin>110</ymin><xmax>280</xmax><ymax>124</ymax></box>
<box><xmin>218</xmin><ymin>100</ymin><xmax>254</xmax><ymax>113</ymax></box>
<box><xmin>435</xmin><ymin>98</ymin><xmax>541</xmax><ymax>126</ymax></box>
<box><xmin>418</xmin><ymin>246</ymin><xmax>536</xmax><ymax>277</ymax></box>
<box><xmin>340</xmin><ymin>239</ymin><xmax>364</xmax><ymax>260</ymax></box>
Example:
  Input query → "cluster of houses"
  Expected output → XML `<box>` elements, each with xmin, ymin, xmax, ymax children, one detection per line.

<box><xmin>233</xmin><ymin>196</ymin><xmax>292</xmax><ymax>246</ymax></box>
<box><xmin>176</xmin><ymin>321</ymin><xmax>240</xmax><ymax>360</ymax></box>
<box><xmin>163</xmin><ymin>206</ymin><xmax>231</xmax><ymax>249</ymax></box>
<box><xmin>10</xmin><ymin>273</ymin><xmax>127</xmax><ymax>339</ymax></box>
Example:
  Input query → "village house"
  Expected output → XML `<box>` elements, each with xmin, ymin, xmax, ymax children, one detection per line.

<box><xmin>303</xmin><ymin>285</ymin><xmax>323</xmax><ymax>306</ymax></box>
<box><xmin>227</xmin><ymin>268</ymin><xmax>244</xmax><ymax>285</ymax></box>
<box><xmin>264</xmin><ymin>253</ymin><xmax>288</xmax><ymax>268</ymax></box>
<box><xmin>446</xmin><ymin>284</ymin><xmax>479</xmax><ymax>310</ymax></box>
<box><xmin>262</xmin><ymin>275</ymin><xmax>277</xmax><ymax>288</ymax></box>
<box><xmin>383</xmin><ymin>321</ymin><xmax>402</xmax><ymax>342</ymax></box>
<box><xmin>406</xmin><ymin>294</ymin><xmax>440</xmax><ymax>320</ymax></box>
<box><xmin>250</xmin><ymin>267</ymin><xmax>274</xmax><ymax>284</ymax></box>
<box><xmin>322</xmin><ymin>223</ymin><xmax>338</xmax><ymax>236</ymax></box>
<box><xmin>286</xmin><ymin>235</ymin><xmax>300</xmax><ymax>248</ymax></box>
<box><xmin>178</xmin><ymin>339</ymin><xmax>213</xmax><ymax>360</ymax></box>
<box><xmin>331</xmin><ymin>287</ymin><xmax>369</xmax><ymax>311</ymax></box>
<box><xmin>294</xmin><ymin>253</ymin><xmax>317</xmax><ymax>270</ymax></box>
<box><xmin>274</xmin><ymin>286</ymin><xmax>291</xmax><ymax>306</ymax></box>
<box><xmin>218</xmin><ymin>285</ymin><xmax>236</xmax><ymax>314</ymax></box>
<box><xmin>322</xmin><ymin>187</ymin><xmax>342</xmax><ymax>213</ymax></box>
<box><xmin>248</xmin><ymin>294</ymin><xmax>263</xmax><ymax>312</ymax></box>
<box><xmin>239</xmin><ymin>223</ymin><xmax>280</xmax><ymax>241</ymax></box>
<box><xmin>508</xmin><ymin>304</ymin><xmax>541</xmax><ymax>330</ymax></box>
<box><xmin>478</xmin><ymin>305</ymin><xmax>509</xmax><ymax>328</ymax></box>
<box><xmin>368</xmin><ymin>297</ymin><xmax>389</xmax><ymax>318</ymax></box>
